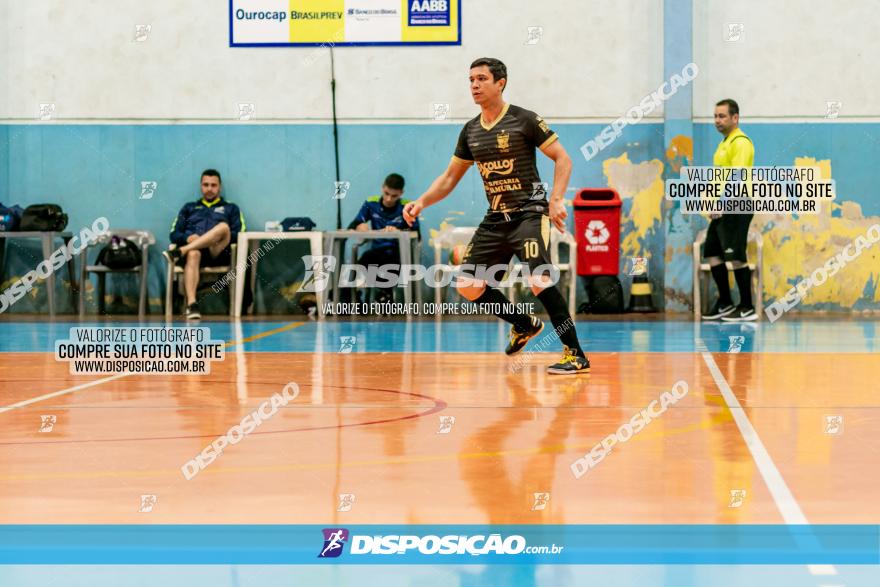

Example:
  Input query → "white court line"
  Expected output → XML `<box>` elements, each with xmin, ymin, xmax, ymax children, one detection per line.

<box><xmin>697</xmin><ymin>339</ymin><xmax>838</xmax><ymax>579</ymax></box>
<box><xmin>0</xmin><ymin>324</ymin><xmax>271</xmax><ymax>415</ymax></box>
<box><xmin>0</xmin><ymin>373</ymin><xmax>131</xmax><ymax>415</ymax></box>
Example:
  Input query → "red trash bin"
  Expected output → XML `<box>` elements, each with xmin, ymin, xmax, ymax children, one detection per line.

<box><xmin>573</xmin><ymin>188</ymin><xmax>622</xmax><ymax>276</ymax></box>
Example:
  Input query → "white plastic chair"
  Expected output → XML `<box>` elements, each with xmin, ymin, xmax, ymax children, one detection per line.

<box><xmin>692</xmin><ymin>228</ymin><xmax>763</xmax><ymax>320</ymax></box>
<box><xmin>164</xmin><ymin>243</ymin><xmax>238</xmax><ymax>318</ymax></box>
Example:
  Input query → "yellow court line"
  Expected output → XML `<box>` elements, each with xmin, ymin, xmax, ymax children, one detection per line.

<box><xmin>224</xmin><ymin>321</ymin><xmax>307</xmax><ymax>348</ymax></box>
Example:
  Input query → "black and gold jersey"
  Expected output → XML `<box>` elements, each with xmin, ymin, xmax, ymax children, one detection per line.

<box><xmin>453</xmin><ymin>103</ymin><xmax>558</xmax><ymax>219</ymax></box>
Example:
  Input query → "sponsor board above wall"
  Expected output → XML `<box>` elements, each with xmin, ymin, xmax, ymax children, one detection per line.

<box><xmin>230</xmin><ymin>0</ymin><xmax>461</xmax><ymax>47</ymax></box>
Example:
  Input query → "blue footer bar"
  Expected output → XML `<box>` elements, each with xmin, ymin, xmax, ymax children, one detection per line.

<box><xmin>0</xmin><ymin>525</ymin><xmax>877</xmax><ymax>564</ymax></box>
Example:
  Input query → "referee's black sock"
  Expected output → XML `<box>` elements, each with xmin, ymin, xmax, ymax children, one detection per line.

<box><xmin>710</xmin><ymin>263</ymin><xmax>733</xmax><ymax>306</ymax></box>
<box><xmin>474</xmin><ymin>287</ymin><xmax>531</xmax><ymax>331</ymax></box>
<box><xmin>536</xmin><ymin>287</ymin><xmax>584</xmax><ymax>358</ymax></box>
<box><xmin>733</xmin><ymin>267</ymin><xmax>753</xmax><ymax>308</ymax></box>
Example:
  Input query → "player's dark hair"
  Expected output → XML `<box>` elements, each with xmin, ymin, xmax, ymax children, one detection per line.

<box><xmin>384</xmin><ymin>173</ymin><xmax>405</xmax><ymax>191</ymax></box>
<box><xmin>716</xmin><ymin>99</ymin><xmax>739</xmax><ymax>116</ymax></box>
<box><xmin>201</xmin><ymin>169</ymin><xmax>222</xmax><ymax>183</ymax></box>
<box><xmin>470</xmin><ymin>57</ymin><xmax>508</xmax><ymax>90</ymax></box>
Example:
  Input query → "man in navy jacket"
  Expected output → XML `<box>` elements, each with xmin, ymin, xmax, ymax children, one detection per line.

<box><xmin>347</xmin><ymin>173</ymin><xmax>419</xmax><ymax>304</ymax></box>
<box><xmin>164</xmin><ymin>169</ymin><xmax>245</xmax><ymax>320</ymax></box>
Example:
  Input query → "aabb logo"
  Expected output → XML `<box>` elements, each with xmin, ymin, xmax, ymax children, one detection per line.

<box><xmin>411</xmin><ymin>0</ymin><xmax>448</xmax><ymax>10</ymax></box>
<box><xmin>408</xmin><ymin>0</ymin><xmax>450</xmax><ymax>26</ymax></box>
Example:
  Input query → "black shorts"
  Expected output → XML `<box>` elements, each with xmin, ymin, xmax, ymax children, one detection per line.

<box><xmin>703</xmin><ymin>214</ymin><xmax>753</xmax><ymax>263</ymax></box>
<box><xmin>177</xmin><ymin>247</ymin><xmax>232</xmax><ymax>268</ymax></box>
<box><xmin>462</xmin><ymin>211</ymin><xmax>554</xmax><ymax>278</ymax></box>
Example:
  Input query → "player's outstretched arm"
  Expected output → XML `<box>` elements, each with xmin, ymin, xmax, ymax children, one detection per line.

<box><xmin>540</xmin><ymin>140</ymin><xmax>573</xmax><ymax>232</ymax></box>
<box><xmin>403</xmin><ymin>157</ymin><xmax>471</xmax><ymax>226</ymax></box>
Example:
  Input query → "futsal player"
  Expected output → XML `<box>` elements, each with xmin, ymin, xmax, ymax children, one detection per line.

<box><xmin>403</xmin><ymin>58</ymin><xmax>589</xmax><ymax>374</ymax></box>
<box><xmin>701</xmin><ymin>99</ymin><xmax>757</xmax><ymax>322</ymax></box>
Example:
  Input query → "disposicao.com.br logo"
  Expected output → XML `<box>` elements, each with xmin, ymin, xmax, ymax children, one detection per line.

<box><xmin>317</xmin><ymin>529</ymin><xmax>563</xmax><ymax>558</ymax></box>
<box><xmin>297</xmin><ymin>256</ymin><xmax>561</xmax><ymax>293</ymax></box>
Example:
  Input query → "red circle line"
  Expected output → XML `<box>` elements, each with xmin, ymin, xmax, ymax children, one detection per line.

<box><xmin>0</xmin><ymin>385</ymin><xmax>447</xmax><ymax>446</ymax></box>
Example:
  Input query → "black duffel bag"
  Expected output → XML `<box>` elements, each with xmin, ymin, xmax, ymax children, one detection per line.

<box><xmin>97</xmin><ymin>236</ymin><xmax>142</xmax><ymax>269</ymax></box>
<box><xmin>19</xmin><ymin>204</ymin><xmax>68</xmax><ymax>231</ymax></box>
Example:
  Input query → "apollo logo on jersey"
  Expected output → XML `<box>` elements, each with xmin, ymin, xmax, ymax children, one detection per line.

<box><xmin>477</xmin><ymin>158</ymin><xmax>515</xmax><ymax>178</ymax></box>
<box><xmin>408</xmin><ymin>0</ymin><xmax>450</xmax><ymax>26</ymax></box>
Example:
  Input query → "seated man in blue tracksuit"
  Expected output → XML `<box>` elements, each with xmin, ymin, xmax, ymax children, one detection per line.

<box><xmin>347</xmin><ymin>173</ymin><xmax>419</xmax><ymax>303</ymax></box>
<box><xmin>163</xmin><ymin>169</ymin><xmax>245</xmax><ymax>320</ymax></box>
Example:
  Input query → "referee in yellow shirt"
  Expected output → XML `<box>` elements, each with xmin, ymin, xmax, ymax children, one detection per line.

<box><xmin>701</xmin><ymin>99</ymin><xmax>757</xmax><ymax>322</ymax></box>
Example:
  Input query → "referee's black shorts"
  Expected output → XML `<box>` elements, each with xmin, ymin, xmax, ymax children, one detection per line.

<box><xmin>461</xmin><ymin>211</ymin><xmax>554</xmax><ymax>278</ymax></box>
<box><xmin>703</xmin><ymin>214</ymin><xmax>753</xmax><ymax>263</ymax></box>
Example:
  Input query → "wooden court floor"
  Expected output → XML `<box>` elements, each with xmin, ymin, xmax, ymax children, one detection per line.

<box><xmin>0</xmin><ymin>319</ymin><xmax>877</xmax><ymax>527</ymax></box>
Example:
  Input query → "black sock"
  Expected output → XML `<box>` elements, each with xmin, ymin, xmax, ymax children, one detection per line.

<box><xmin>710</xmin><ymin>263</ymin><xmax>733</xmax><ymax>306</ymax></box>
<box><xmin>536</xmin><ymin>287</ymin><xmax>584</xmax><ymax>357</ymax></box>
<box><xmin>474</xmin><ymin>287</ymin><xmax>531</xmax><ymax>331</ymax></box>
<box><xmin>733</xmin><ymin>267</ymin><xmax>752</xmax><ymax>308</ymax></box>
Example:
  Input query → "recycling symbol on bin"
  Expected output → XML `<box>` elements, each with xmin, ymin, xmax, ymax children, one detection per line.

<box><xmin>585</xmin><ymin>220</ymin><xmax>610</xmax><ymax>245</ymax></box>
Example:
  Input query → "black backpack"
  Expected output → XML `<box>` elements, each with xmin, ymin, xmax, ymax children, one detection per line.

<box><xmin>97</xmin><ymin>236</ymin><xmax>142</xmax><ymax>269</ymax></box>
<box><xmin>19</xmin><ymin>204</ymin><xmax>68</xmax><ymax>231</ymax></box>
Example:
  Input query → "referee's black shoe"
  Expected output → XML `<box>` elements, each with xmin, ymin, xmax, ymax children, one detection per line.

<box><xmin>702</xmin><ymin>300</ymin><xmax>736</xmax><ymax>320</ymax></box>
<box><xmin>505</xmin><ymin>316</ymin><xmax>543</xmax><ymax>355</ymax></box>
<box><xmin>721</xmin><ymin>306</ymin><xmax>758</xmax><ymax>322</ymax></box>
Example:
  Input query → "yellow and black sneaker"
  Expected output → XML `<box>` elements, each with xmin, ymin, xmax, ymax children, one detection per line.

<box><xmin>505</xmin><ymin>316</ymin><xmax>544</xmax><ymax>355</ymax></box>
<box><xmin>547</xmin><ymin>346</ymin><xmax>590</xmax><ymax>375</ymax></box>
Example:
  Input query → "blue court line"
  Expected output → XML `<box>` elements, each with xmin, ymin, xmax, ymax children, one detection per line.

<box><xmin>0</xmin><ymin>320</ymin><xmax>876</xmax><ymax>353</ymax></box>
<box><xmin>0</xmin><ymin>525</ymin><xmax>876</xmax><ymax>565</ymax></box>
